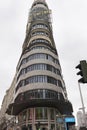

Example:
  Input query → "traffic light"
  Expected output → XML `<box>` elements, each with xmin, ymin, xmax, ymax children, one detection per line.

<box><xmin>76</xmin><ymin>60</ymin><xmax>87</xmax><ymax>83</ymax></box>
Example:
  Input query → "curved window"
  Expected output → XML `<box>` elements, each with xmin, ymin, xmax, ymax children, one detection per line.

<box><xmin>31</xmin><ymin>39</ymin><xmax>49</xmax><ymax>45</ymax></box>
<box><xmin>32</xmin><ymin>2</ymin><xmax>47</xmax><ymax>8</ymax></box>
<box><xmin>35</xmin><ymin>107</ymin><xmax>47</xmax><ymax>119</ymax></box>
<box><xmin>32</xmin><ymin>31</ymin><xmax>48</xmax><ymax>37</ymax></box>
<box><xmin>18</xmin><ymin>109</ymin><xmax>32</xmax><ymax>122</ymax></box>
<box><xmin>16</xmin><ymin>75</ymin><xmax>63</xmax><ymax>92</ymax></box>
<box><xmin>15</xmin><ymin>89</ymin><xmax>64</xmax><ymax>103</ymax></box>
<box><xmin>18</xmin><ymin>53</ymin><xmax>60</xmax><ymax>71</ymax></box>
<box><xmin>30</xmin><ymin>46</ymin><xmax>49</xmax><ymax>51</ymax></box>
<box><xmin>25</xmin><ymin>46</ymin><xmax>57</xmax><ymax>56</ymax></box>
<box><xmin>30</xmin><ymin>46</ymin><xmax>50</xmax><ymax>51</ymax></box>
<box><xmin>18</xmin><ymin>110</ymin><xmax>27</xmax><ymax>122</ymax></box>
<box><xmin>31</xmin><ymin>24</ymin><xmax>48</xmax><ymax>30</ymax></box>
<box><xmin>17</xmin><ymin>63</ymin><xmax>61</xmax><ymax>81</ymax></box>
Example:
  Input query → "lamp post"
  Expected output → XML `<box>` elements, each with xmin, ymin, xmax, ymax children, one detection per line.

<box><xmin>78</xmin><ymin>82</ymin><xmax>86</xmax><ymax>127</ymax></box>
<box><xmin>75</xmin><ymin>61</ymin><xmax>87</xmax><ymax>127</ymax></box>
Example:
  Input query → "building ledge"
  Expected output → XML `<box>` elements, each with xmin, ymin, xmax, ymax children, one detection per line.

<box><xmin>6</xmin><ymin>99</ymin><xmax>73</xmax><ymax>115</ymax></box>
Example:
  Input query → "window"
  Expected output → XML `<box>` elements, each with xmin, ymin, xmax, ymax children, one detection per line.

<box><xmin>50</xmin><ymin>109</ymin><xmax>54</xmax><ymax>120</ymax></box>
<box><xmin>31</xmin><ymin>24</ymin><xmax>48</xmax><ymax>30</ymax></box>
<box><xmin>31</xmin><ymin>39</ymin><xmax>49</xmax><ymax>45</ymax></box>
<box><xmin>57</xmin><ymin>69</ymin><xmax>61</xmax><ymax>75</ymax></box>
<box><xmin>60</xmin><ymin>93</ymin><xmax>64</xmax><ymax>101</ymax></box>
<box><xmin>17</xmin><ymin>63</ymin><xmax>61</xmax><ymax>81</ymax></box>
<box><xmin>47</xmin><ymin>64</ymin><xmax>52</xmax><ymax>71</ymax></box>
<box><xmin>15</xmin><ymin>89</ymin><xmax>64</xmax><ymax>102</ymax></box>
<box><xmin>22</xmin><ymin>110</ymin><xmax>27</xmax><ymax>121</ymax></box>
<box><xmin>58</xmin><ymin>93</ymin><xmax>60</xmax><ymax>100</ymax></box>
<box><xmin>35</xmin><ymin>107</ymin><xmax>47</xmax><ymax>119</ymax></box>
<box><xmin>18</xmin><ymin>113</ymin><xmax>22</xmax><ymax>122</ymax></box>
<box><xmin>51</xmin><ymin>124</ymin><xmax>55</xmax><ymax>130</ymax></box>
<box><xmin>28</xmin><ymin>108</ymin><xmax>32</xmax><ymax>120</ymax></box>
<box><xmin>21</xmin><ymin>58</ymin><xmax>26</xmax><ymax>64</ymax></box>
<box><xmin>48</xmin><ymin>55</ymin><xmax>55</xmax><ymax>62</ymax></box>
<box><xmin>47</xmin><ymin>77</ymin><xmax>57</xmax><ymax>85</ymax></box>
<box><xmin>32</xmin><ymin>31</ymin><xmax>48</xmax><ymax>37</ymax></box>
<box><xmin>16</xmin><ymin>75</ymin><xmax>63</xmax><ymax>92</ymax></box>
<box><xmin>58</xmin><ymin>80</ymin><xmax>63</xmax><ymax>88</ymax></box>
<box><xmin>19</xmin><ymin>53</ymin><xmax>59</xmax><ymax>71</ymax></box>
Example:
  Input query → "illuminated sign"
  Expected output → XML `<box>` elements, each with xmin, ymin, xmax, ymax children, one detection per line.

<box><xmin>65</xmin><ymin>117</ymin><xmax>75</xmax><ymax>123</ymax></box>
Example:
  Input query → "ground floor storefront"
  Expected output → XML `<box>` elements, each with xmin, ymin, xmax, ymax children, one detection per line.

<box><xmin>7</xmin><ymin>107</ymin><xmax>75</xmax><ymax>130</ymax></box>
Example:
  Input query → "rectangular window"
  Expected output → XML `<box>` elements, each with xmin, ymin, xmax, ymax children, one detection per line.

<box><xmin>18</xmin><ymin>113</ymin><xmax>22</xmax><ymax>122</ymax></box>
<box><xmin>22</xmin><ymin>110</ymin><xmax>27</xmax><ymax>121</ymax></box>
<box><xmin>35</xmin><ymin>108</ymin><xmax>47</xmax><ymax>119</ymax></box>
<box><xmin>58</xmin><ymin>80</ymin><xmax>62</xmax><ymax>88</ymax></box>
<box><xmin>28</xmin><ymin>108</ymin><xmax>32</xmax><ymax>120</ymax></box>
<box><xmin>50</xmin><ymin>109</ymin><xmax>54</xmax><ymax>120</ymax></box>
<box><xmin>22</xmin><ymin>59</ymin><xmax>26</xmax><ymax>64</ymax></box>
<box><xmin>25</xmin><ymin>78</ymin><xmax>29</xmax><ymax>85</ymax></box>
<box><xmin>43</xmin><ymin>90</ymin><xmax>46</xmax><ymax>99</ymax></box>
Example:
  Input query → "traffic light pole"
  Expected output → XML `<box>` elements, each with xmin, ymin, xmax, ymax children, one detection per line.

<box><xmin>78</xmin><ymin>82</ymin><xmax>86</xmax><ymax>126</ymax></box>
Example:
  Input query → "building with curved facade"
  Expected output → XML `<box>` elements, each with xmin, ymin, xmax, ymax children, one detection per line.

<box><xmin>6</xmin><ymin>0</ymin><xmax>75</xmax><ymax>130</ymax></box>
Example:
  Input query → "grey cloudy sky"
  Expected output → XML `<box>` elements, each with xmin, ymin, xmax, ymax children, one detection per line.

<box><xmin>0</xmin><ymin>0</ymin><xmax>87</xmax><ymax>123</ymax></box>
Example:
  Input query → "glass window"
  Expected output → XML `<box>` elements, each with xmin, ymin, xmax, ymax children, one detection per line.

<box><xmin>19</xmin><ymin>53</ymin><xmax>60</xmax><ymax>71</ymax></box>
<box><xmin>16</xmin><ymin>75</ymin><xmax>58</xmax><ymax>92</ymax></box>
<box><xmin>58</xmin><ymin>80</ymin><xmax>63</xmax><ymax>88</ymax></box>
<box><xmin>45</xmin><ymin>90</ymin><xmax>49</xmax><ymax>99</ymax></box>
<box><xmin>57</xmin><ymin>69</ymin><xmax>61</xmax><ymax>75</ymax></box>
<box><xmin>28</xmin><ymin>108</ymin><xmax>32</xmax><ymax>120</ymax></box>
<box><xmin>35</xmin><ymin>107</ymin><xmax>47</xmax><ymax>119</ymax></box>
<box><xmin>43</xmin><ymin>90</ymin><xmax>46</xmax><ymax>99</ymax></box>
<box><xmin>22</xmin><ymin>110</ymin><xmax>27</xmax><ymax>121</ymax></box>
<box><xmin>38</xmin><ymin>75</ymin><xmax>42</xmax><ymax>82</ymax></box>
<box><xmin>16</xmin><ymin>89</ymin><xmax>60</xmax><ymax>102</ymax></box>
<box><xmin>21</xmin><ymin>58</ymin><xmax>26</xmax><ymax>64</ymax></box>
<box><xmin>17</xmin><ymin>63</ymin><xmax>61</xmax><ymax>81</ymax></box>
<box><xmin>60</xmin><ymin>93</ymin><xmax>64</xmax><ymax>101</ymax></box>
<box><xmin>51</xmin><ymin>124</ymin><xmax>55</xmax><ymax>130</ymax></box>
<box><xmin>32</xmin><ymin>31</ymin><xmax>48</xmax><ymax>37</ymax></box>
<box><xmin>35</xmin><ymin>90</ymin><xmax>38</xmax><ymax>98</ymax></box>
<box><xmin>37</xmin><ymin>90</ymin><xmax>40</xmax><ymax>98</ymax></box>
<box><xmin>31</xmin><ymin>39</ymin><xmax>49</xmax><ymax>45</ymax></box>
<box><xmin>43</xmin><ymin>75</ymin><xmax>47</xmax><ymax>82</ymax></box>
<box><xmin>35</xmin><ymin>108</ymin><xmax>43</xmax><ymax>119</ymax></box>
<box><xmin>58</xmin><ymin>93</ymin><xmax>60</xmax><ymax>100</ymax></box>
<box><xmin>47</xmin><ymin>64</ymin><xmax>52</xmax><ymax>71</ymax></box>
<box><xmin>50</xmin><ymin>109</ymin><xmax>54</xmax><ymax>120</ymax></box>
<box><xmin>43</xmin><ymin>107</ymin><xmax>47</xmax><ymax>119</ymax></box>
<box><xmin>39</xmin><ymin>90</ymin><xmax>43</xmax><ymax>98</ymax></box>
<box><xmin>25</xmin><ymin>78</ymin><xmax>29</xmax><ymax>85</ymax></box>
<box><xmin>55</xmin><ymin>59</ymin><xmax>60</xmax><ymax>65</ymax></box>
<box><xmin>18</xmin><ymin>113</ymin><xmax>22</xmax><ymax>122</ymax></box>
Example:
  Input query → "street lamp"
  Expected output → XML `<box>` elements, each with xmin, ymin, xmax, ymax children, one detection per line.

<box><xmin>78</xmin><ymin>82</ymin><xmax>86</xmax><ymax>127</ymax></box>
<box><xmin>75</xmin><ymin>61</ymin><xmax>87</xmax><ymax>126</ymax></box>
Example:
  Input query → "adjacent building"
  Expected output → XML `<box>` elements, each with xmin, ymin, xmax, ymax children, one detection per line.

<box><xmin>77</xmin><ymin>111</ymin><xmax>87</xmax><ymax>130</ymax></box>
<box><xmin>1</xmin><ymin>0</ymin><xmax>75</xmax><ymax>130</ymax></box>
<box><xmin>0</xmin><ymin>76</ymin><xmax>16</xmax><ymax>129</ymax></box>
